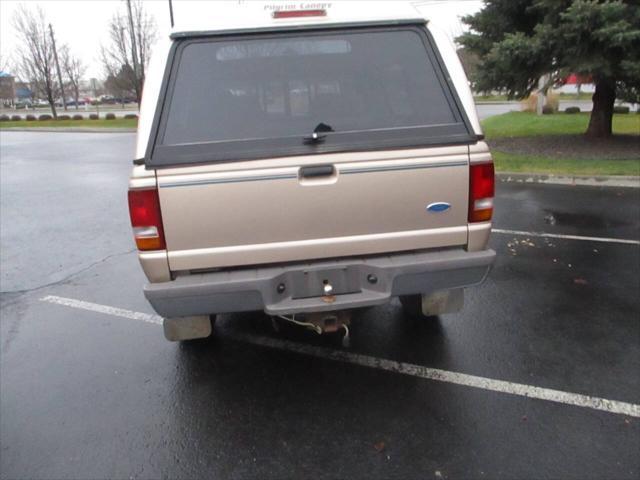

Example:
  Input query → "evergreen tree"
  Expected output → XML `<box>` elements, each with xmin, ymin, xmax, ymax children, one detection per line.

<box><xmin>458</xmin><ymin>0</ymin><xmax>640</xmax><ymax>137</ymax></box>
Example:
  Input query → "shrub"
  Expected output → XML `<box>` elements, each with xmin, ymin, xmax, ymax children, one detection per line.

<box><xmin>26</xmin><ymin>114</ymin><xmax>36</xmax><ymax>121</ymax></box>
<box><xmin>38</xmin><ymin>114</ymin><xmax>53</xmax><ymax>121</ymax></box>
<box><xmin>545</xmin><ymin>92</ymin><xmax>560</xmax><ymax>112</ymax></box>
<box><xmin>564</xmin><ymin>106</ymin><xmax>580</xmax><ymax>114</ymax></box>
<box><xmin>0</xmin><ymin>114</ymin><xmax>9</xmax><ymax>122</ymax></box>
<box><xmin>521</xmin><ymin>91</ymin><xmax>559</xmax><ymax>113</ymax></box>
<box><xmin>613</xmin><ymin>105</ymin><xmax>629</xmax><ymax>114</ymax></box>
<box><xmin>58</xmin><ymin>115</ymin><xmax>70</xmax><ymax>120</ymax></box>
<box><xmin>10</xmin><ymin>115</ymin><xmax>22</xmax><ymax>121</ymax></box>
<box><xmin>72</xmin><ymin>114</ymin><xmax>83</xmax><ymax>120</ymax></box>
<box><xmin>542</xmin><ymin>105</ymin><xmax>555</xmax><ymax>115</ymax></box>
<box><xmin>124</xmin><ymin>113</ymin><xmax>138</xmax><ymax>119</ymax></box>
<box><xmin>89</xmin><ymin>113</ymin><xmax>99</xmax><ymax>120</ymax></box>
<box><xmin>105</xmin><ymin>113</ymin><xmax>116</xmax><ymax>120</ymax></box>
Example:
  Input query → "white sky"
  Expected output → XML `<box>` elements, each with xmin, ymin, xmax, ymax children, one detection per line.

<box><xmin>0</xmin><ymin>0</ymin><xmax>482</xmax><ymax>79</ymax></box>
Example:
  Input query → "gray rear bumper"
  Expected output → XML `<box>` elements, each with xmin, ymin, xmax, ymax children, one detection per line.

<box><xmin>144</xmin><ymin>248</ymin><xmax>495</xmax><ymax>317</ymax></box>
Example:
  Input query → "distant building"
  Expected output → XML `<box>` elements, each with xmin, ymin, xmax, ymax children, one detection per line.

<box><xmin>0</xmin><ymin>71</ymin><xmax>15</xmax><ymax>106</ymax></box>
<box><xmin>14</xmin><ymin>82</ymin><xmax>33</xmax><ymax>101</ymax></box>
<box><xmin>557</xmin><ymin>74</ymin><xmax>595</xmax><ymax>94</ymax></box>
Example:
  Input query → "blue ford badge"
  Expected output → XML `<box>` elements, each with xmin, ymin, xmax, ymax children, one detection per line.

<box><xmin>427</xmin><ymin>202</ymin><xmax>451</xmax><ymax>213</ymax></box>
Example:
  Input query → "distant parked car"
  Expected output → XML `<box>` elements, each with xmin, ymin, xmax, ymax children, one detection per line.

<box><xmin>110</xmin><ymin>97</ymin><xmax>136</xmax><ymax>104</ymax></box>
<box><xmin>99</xmin><ymin>95</ymin><xmax>116</xmax><ymax>105</ymax></box>
<box><xmin>14</xmin><ymin>100</ymin><xmax>32</xmax><ymax>109</ymax></box>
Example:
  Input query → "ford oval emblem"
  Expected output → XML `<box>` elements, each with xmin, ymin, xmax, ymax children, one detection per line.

<box><xmin>426</xmin><ymin>202</ymin><xmax>451</xmax><ymax>213</ymax></box>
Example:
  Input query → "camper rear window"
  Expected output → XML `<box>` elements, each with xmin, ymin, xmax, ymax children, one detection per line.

<box><xmin>150</xmin><ymin>26</ymin><xmax>473</xmax><ymax>166</ymax></box>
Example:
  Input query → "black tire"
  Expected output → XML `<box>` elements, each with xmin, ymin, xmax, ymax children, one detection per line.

<box><xmin>399</xmin><ymin>295</ymin><xmax>437</xmax><ymax>321</ymax></box>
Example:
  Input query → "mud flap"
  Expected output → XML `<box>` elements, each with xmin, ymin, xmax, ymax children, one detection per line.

<box><xmin>163</xmin><ymin>315</ymin><xmax>212</xmax><ymax>341</ymax></box>
<box><xmin>421</xmin><ymin>289</ymin><xmax>464</xmax><ymax>317</ymax></box>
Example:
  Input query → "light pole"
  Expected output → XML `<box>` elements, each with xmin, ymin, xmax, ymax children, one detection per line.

<box><xmin>48</xmin><ymin>23</ymin><xmax>67</xmax><ymax>112</ymax></box>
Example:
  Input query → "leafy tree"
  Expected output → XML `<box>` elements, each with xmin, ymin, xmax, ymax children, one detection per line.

<box><xmin>458</xmin><ymin>0</ymin><xmax>640</xmax><ymax>137</ymax></box>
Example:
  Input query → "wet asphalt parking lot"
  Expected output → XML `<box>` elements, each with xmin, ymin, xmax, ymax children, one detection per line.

<box><xmin>1</xmin><ymin>131</ymin><xmax>639</xmax><ymax>479</ymax></box>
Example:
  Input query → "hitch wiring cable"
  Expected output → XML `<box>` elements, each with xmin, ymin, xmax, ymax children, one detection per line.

<box><xmin>275</xmin><ymin>314</ymin><xmax>323</xmax><ymax>335</ymax></box>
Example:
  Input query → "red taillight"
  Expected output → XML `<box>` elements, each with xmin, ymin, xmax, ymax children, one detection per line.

<box><xmin>468</xmin><ymin>162</ymin><xmax>495</xmax><ymax>223</ymax></box>
<box><xmin>128</xmin><ymin>188</ymin><xmax>166</xmax><ymax>251</ymax></box>
<box><xmin>272</xmin><ymin>9</ymin><xmax>326</xmax><ymax>19</ymax></box>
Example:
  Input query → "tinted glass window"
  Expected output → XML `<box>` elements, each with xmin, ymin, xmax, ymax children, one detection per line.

<box><xmin>161</xmin><ymin>29</ymin><xmax>459</xmax><ymax>147</ymax></box>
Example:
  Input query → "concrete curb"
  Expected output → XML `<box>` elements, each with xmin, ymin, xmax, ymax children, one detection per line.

<box><xmin>498</xmin><ymin>172</ymin><xmax>640</xmax><ymax>188</ymax></box>
<box><xmin>0</xmin><ymin>127</ymin><xmax>136</xmax><ymax>133</ymax></box>
<box><xmin>474</xmin><ymin>101</ymin><xmax>518</xmax><ymax>105</ymax></box>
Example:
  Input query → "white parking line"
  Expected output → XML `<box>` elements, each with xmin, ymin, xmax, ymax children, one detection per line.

<box><xmin>493</xmin><ymin>228</ymin><xmax>640</xmax><ymax>245</ymax></box>
<box><xmin>41</xmin><ymin>295</ymin><xmax>163</xmax><ymax>325</ymax></box>
<box><xmin>40</xmin><ymin>295</ymin><xmax>640</xmax><ymax>418</ymax></box>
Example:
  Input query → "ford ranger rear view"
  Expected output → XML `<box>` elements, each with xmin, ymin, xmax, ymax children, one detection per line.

<box><xmin>127</xmin><ymin>2</ymin><xmax>496</xmax><ymax>342</ymax></box>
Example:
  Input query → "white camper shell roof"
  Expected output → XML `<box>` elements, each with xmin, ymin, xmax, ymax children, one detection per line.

<box><xmin>135</xmin><ymin>1</ymin><xmax>482</xmax><ymax>159</ymax></box>
<box><xmin>169</xmin><ymin>2</ymin><xmax>425</xmax><ymax>36</ymax></box>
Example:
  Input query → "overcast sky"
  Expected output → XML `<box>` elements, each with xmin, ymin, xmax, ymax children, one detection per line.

<box><xmin>0</xmin><ymin>0</ymin><xmax>483</xmax><ymax>79</ymax></box>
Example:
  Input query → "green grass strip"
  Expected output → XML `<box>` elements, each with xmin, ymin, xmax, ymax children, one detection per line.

<box><xmin>493</xmin><ymin>151</ymin><xmax>639</xmax><ymax>176</ymax></box>
<box><xmin>0</xmin><ymin>118</ymin><xmax>138</xmax><ymax>129</ymax></box>
<box><xmin>482</xmin><ymin>112</ymin><xmax>639</xmax><ymax>138</ymax></box>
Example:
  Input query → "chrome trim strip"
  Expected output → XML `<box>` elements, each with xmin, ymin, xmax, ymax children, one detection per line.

<box><xmin>160</xmin><ymin>173</ymin><xmax>297</xmax><ymax>188</ymax></box>
<box><xmin>160</xmin><ymin>161</ymin><xmax>467</xmax><ymax>188</ymax></box>
<box><xmin>341</xmin><ymin>161</ymin><xmax>466</xmax><ymax>175</ymax></box>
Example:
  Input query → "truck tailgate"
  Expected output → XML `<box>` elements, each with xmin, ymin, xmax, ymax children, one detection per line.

<box><xmin>157</xmin><ymin>146</ymin><xmax>469</xmax><ymax>272</ymax></box>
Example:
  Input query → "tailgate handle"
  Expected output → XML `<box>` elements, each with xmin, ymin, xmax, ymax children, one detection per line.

<box><xmin>299</xmin><ymin>165</ymin><xmax>335</xmax><ymax>179</ymax></box>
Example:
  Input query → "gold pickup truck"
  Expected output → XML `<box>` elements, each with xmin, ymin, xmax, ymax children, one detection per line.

<box><xmin>127</xmin><ymin>2</ymin><xmax>495</xmax><ymax>342</ymax></box>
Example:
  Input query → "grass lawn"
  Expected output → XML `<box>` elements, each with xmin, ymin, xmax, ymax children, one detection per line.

<box><xmin>483</xmin><ymin>112</ymin><xmax>639</xmax><ymax>176</ymax></box>
<box><xmin>557</xmin><ymin>92</ymin><xmax>594</xmax><ymax>100</ymax></box>
<box><xmin>474</xmin><ymin>94</ymin><xmax>510</xmax><ymax>102</ymax></box>
<box><xmin>492</xmin><ymin>151</ymin><xmax>639</xmax><ymax>176</ymax></box>
<box><xmin>0</xmin><ymin>118</ymin><xmax>137</xmax><ymax>129</ymax></box>
<box><xmin>473</xmin><ymin>92</ymin><xmax>593</xmax><ymax>102</ymax></box>
<box><xmin>482</xmin><ymin>112</ymin><xmax>639</xmax><ymax>138</ymax></box>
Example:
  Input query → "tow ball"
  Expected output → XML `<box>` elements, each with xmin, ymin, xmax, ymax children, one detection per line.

<box><xmin>272</xmin><ymin>310</ymin><xmax>352</xmax><ymax>347</ymax></box>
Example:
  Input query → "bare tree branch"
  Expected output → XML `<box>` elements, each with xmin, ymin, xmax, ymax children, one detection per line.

<box><xmin>101</xmin><ymin>0</ymin><xmax>157</xmax><ymax>104</ymax></box>
<box><xmin>60</xmin><ymin>45</ymin><xmax>86</xmax><ymax>110</ymax></box>
<box><xmin>12</xmin><ymin>5</ymin><xmax>59</xmax><ymax>117</ymax></box>
<box><xmin>0</xmin><ymin>54</ymin><xmax>13</xmax><ymax>73</ymax></box>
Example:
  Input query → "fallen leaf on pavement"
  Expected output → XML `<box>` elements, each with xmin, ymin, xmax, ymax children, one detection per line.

<box><xmin>373</xmin><ymin>441</ymin><xmax>386</xmax><ymax>453</ymax></box>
